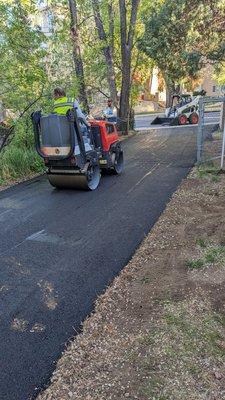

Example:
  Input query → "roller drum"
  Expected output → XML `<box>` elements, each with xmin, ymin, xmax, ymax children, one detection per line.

<box><xmin>48</xmin><ymin>165</ymin><xmax>101</xmax><ymax>190</ymax></box>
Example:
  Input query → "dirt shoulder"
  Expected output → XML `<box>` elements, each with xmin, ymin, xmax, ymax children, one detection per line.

<box><xmin>38</xmin><ymin>164</ymin><xmax>225</xmax><ymax>400</ymax></box>
<box><xmin>0</xmin><ymin>172</ymin><xmax>43</xmax><ymax>192</ymax></box>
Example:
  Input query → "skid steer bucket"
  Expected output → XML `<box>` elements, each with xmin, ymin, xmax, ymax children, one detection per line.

<box><xmin>151</xmin><ymin>116</ymin><xmax>178</xmax><ymax>126</ymax></box>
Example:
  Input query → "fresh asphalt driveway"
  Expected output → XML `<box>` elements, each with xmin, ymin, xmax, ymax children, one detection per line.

<box><xmin>0</xmin><ymin>127</ymin><xmax>197</xmax><ymax>399</ymax></box>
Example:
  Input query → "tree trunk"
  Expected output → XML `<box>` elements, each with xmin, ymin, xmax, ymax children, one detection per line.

<box><xmin>119</xmin><ymin>0</ymin><xmax>140</xmax><ymax>134</ymax></box>
<box><xmin>68</xmin><ymin>0</ymin><xmax>89</xmax><ymax>113</ymax></box>
<box><xmin>143</xmin><ymin>68</ymin><xmax>153</xmax><ymax>101</ymax></box>
<box><xmin>108</xmin><ymin>1</ymin><xmax>115</xmax><ymax>60</ymax></box>
<box><xmin>165</xmin><ymin>76</ymin><xmax>175</xmax><ymax>108</ymax></box>
<box><xmin>91</xmin><ymin>0</ymin><xmax>117</xmax><ymax>106</ymax></box>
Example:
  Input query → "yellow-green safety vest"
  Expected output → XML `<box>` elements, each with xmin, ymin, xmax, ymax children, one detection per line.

<box><xmin>53</xmin><ymin>97</ymin><xmax>74</xmax><ymax>115</ymax></box>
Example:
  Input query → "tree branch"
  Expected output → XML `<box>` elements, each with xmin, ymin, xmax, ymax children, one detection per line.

<box><xmin>88</xmin><ymin>85</ymin><xmax>109</xmax><ymax>98</ymax></box>
<box><xmin>19</xmin><ymin>91</ymin><xmax>44</xmax><ymax>118</ymax></box>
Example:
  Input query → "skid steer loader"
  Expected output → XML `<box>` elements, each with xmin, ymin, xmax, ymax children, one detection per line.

<box><xmin>151</xmin><ymin>94</ymin><xmax>200</xmax><ymax>126</ymax></box>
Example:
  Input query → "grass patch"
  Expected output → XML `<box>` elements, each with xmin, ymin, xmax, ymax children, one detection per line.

<box><xmin>142</xmin><ymin>376</ymin><xmax>167</xmax><ymax>399</ymax></box>
<box><xmin>196</xmin><ymin>238</ymin><xmax>207</xmax><ymax>248</ymax></box>
<box><xmin>186</xmin><ymin>258</ymin><xmax>205</xmax><ymax>269</ymax></box>
<box><xmin>140</xmin><ymin>276</ymin><xmax>151</xmax><ymax>284</ymax></box>
<box><xmin>186</xmin><ymin>244</ymin><xmax>225</xmax><ymax>270</ymax></box>
<box><xmin>212</xmin><ymin>130</ymin><xmax>222</xmax><ymax>140</ymax></box>
<box><xmin>205</xmin><ymin>246</ymin><xmax>225</xmax><ymax>265</ymax></box>
<box><xmin>197</xmin><ymin>162</ymin><xmax>220</xmax><ymax>179</ymax></box>
<box><xmin>140</xmin><ymin>299</ymin><xmax>225</xmax><ymax>399</ymax></box>
<box><xmin>211</xmin><ymin>174</ymin><xmax>221</xmax><ymax>182</ymax></box>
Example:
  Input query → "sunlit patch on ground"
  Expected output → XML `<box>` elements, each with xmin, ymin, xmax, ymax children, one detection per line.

<box><xmin>37</xmin><ymin>280</ymin><xmax>58</xmax><ymax>311</ymax></box>
<box><xmin>11</xmin><ymin>318</ymin><xmax>29</xmax><ymax>332</ymax></box>
<box><xmin>30</xmin><ymin>323</ymin><xmax>46</xmax><ymax>333</ymax></box>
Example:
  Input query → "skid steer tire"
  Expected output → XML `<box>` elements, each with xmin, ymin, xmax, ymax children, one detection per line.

<box><xmin>189</xmin><ymin>112</ymin><xmax>199</xmax><ymax>125</ymax></box>
<box><xmin>178</xmin><ymin>114</ymin><xmax>188</xmax><ymax>125</ymax></box>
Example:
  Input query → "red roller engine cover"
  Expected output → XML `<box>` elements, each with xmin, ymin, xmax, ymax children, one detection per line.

<box><xmin>90</xmin><ymin>120</ymin><xmax>119</xmax><ymax>152</ymax></box>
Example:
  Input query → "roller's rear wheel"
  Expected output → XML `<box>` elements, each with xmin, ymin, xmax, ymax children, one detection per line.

<box><xmin>112</xmin><ymin>151</ymin><xmax>124</xmax><ymax>175</ymax></box>
<box><xmin>47</xmin><ymin>164</ymin><xmax>101</xmax><ymax>190</ymax></box>
<box><xmin>85</xmin><ymin>164</ymin><xmax>101</xmax><ymax>190</ymax></box>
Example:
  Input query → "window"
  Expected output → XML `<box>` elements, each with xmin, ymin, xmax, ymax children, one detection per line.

<box><xmin>106</xmin><ymin>124</ymin><xmax>115</xmax><ymax>134</ymax></box>
<box><xmin>212</xmin><ymin>86</ymin><xmax>216</xmax><ymax>93</ymax></box>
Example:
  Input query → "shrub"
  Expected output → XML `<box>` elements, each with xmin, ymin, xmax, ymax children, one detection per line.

<box><xmin>0</xmin><ymin>113</ymin><xmax>46</xmax><ymax>182</ymax></box>
<box><xmin>0</xmin><ymin>145</ymin><xmax>44</xmax><ymax>181</ymax></box>
<box><xmin>11</xmin><ymin>116</ymin><xmax>35</xmax><ymax>149</ymax></box>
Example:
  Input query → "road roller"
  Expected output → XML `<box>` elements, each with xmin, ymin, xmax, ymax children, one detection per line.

<box><xmin>31</xmin><ymin>109</ymin><xmax>124</xmax><ymax>190</ymax></box>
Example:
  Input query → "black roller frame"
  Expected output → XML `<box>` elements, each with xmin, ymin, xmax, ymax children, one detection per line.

<box><xmin>31</xmin><ymin>109</ymin><xmax>87</xmax><ymax>163</ymax></box>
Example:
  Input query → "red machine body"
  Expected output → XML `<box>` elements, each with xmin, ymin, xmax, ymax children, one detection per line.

<box><xmin>90</xmin><ymin>120</ymin><xmax>119</xmax><ymax>152</ymax></box>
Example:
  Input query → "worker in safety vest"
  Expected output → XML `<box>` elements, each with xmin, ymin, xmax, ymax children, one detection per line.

<box><xmin>53</xmin><ymin>87</ymin><xmax>90</xmax><ymax>129</ymax></box>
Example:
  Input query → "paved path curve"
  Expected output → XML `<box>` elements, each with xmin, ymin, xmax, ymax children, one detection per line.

<box><xmin>0</xmin><ymin>128</ymin><xmax>196</xmax><ymax>400</ymax></box>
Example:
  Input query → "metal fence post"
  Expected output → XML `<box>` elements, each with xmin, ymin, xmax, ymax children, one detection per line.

<box><xmin>221</xmin><ymin>120</ymin><xmax>225</xmax><ymax>170</ymax></box>
<box><xmin>197</xmin><ymin>97</ymin><xmax>204</xmax><ymax>163</ymax></box>
<box><xmin>220</xmin><ymin>101</ymin><xmax>225</xmax><ymax>131</ymax></box>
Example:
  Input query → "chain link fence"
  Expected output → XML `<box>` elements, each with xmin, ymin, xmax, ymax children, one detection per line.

<box><xmin>197</xmin><ymin>96</ymin><xmax>225</xmax><ymax>167</ymax></box>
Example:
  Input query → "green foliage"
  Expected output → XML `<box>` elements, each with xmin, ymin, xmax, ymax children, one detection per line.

<box><xmin>0</xmin><ymin>145</ymin><xmax>44</xmax><ymax>181</ymax></box>
<box><xmin>214</xmin><ymin>63</ymin><xmax>225</xmax><ymax>85</ymax></box>
<box><xmin>12</xmin><ymin>117</ymin><xmax>36</xmax><ymax>149</ymax></box>
<box><xmin>0</xmin><ymin>114</ymin><xmax>45</xmax><ymax>181</ymax></box>
<box><xmin>0</xmin><ymin>0</ymin><xmax>49</xmax><ymax>117</ymax></box>
<box><xmin>192</xmin><ymin>0</ymin><xmax>225</xmax><ymax>63</ymax></box>
<box><xmin>139</xmin><ymin>0</ymin><xmax>203</xmax><ymax>86</ymax></box>
<box><xmin>139</xmin><ymin>0</ymin><xmax>225</xmax><ymax>87</ymax></box>
<box><xmin>197</xmin><ymin>162</ymin><xmax>220</xmax><ymax>179</ymax></box>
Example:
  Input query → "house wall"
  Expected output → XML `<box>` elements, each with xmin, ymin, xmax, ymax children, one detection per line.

<box><xmin>198</xmin><ymin>64</ymin><xmax>221</xmax><ymax>97</ymax></box>
<box><xmin>147</xmin><ymin>64</ymin><xmax>222</xmax><ymax>102</ymax></box>
<box><xmin>149</xmin><ymin>67</ymin><xmax>166</xmax><ymax>102</ymax></box>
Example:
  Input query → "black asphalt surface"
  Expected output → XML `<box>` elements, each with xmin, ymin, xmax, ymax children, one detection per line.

<box><xmin>0</xmin><ymin>128</ymin><xmax>196</xmax><ymax>400</ymax></box>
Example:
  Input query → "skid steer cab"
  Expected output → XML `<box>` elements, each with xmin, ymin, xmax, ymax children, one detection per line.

<box><xmin>31</xmin><ymin>109</ymin><xmax>124</xmax><ymax>190</ymax></box>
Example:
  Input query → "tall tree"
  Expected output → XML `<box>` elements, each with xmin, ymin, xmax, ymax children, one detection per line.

<box><xmin>68</xmin><ymin>0</ymin><xmax>89</xmax><ymax>112</ymax></box>
<box><xmin>192</xmin><ymin>0</ymin><xmax>225</xmax><ymax>63</ymax></box>
<box><xmin>139</xmin><ymin>0</ymin><xmax>203</xmax><ymax>106</ymax></box>
<box><xmin>119</xmin><ymin>0</ymin><xmax>140</xmax><ymax>133</ymax></box>
<box><xmin>139</xmin><ymin>0</ymin><xmax>225</xmax><ymax>106</ymax></box>
<box><xmin>91</xmin><ymin>0</ymin><xmax>117</xmax><ymax>106</ymax></box>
